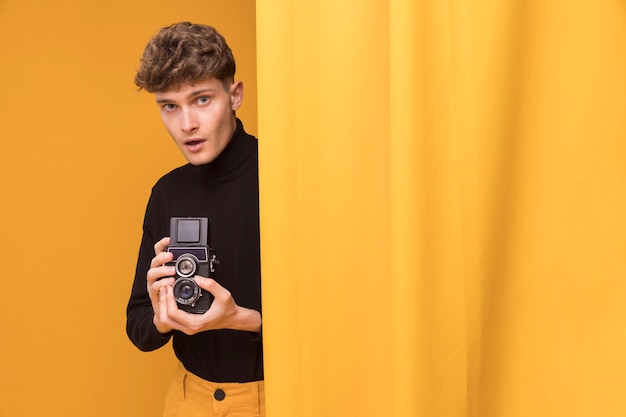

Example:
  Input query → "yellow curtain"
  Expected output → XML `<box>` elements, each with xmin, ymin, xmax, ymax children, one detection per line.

<box><xmin>256</xmin><ymin>1</ymin><xmax>626</xmax><ymax>416</ymax></box>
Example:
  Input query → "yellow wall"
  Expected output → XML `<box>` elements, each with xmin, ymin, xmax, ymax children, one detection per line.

<box><xmin>0</xmin><ymin>2</ymin><xmax>256</xmax><ymax>416</ymax></box>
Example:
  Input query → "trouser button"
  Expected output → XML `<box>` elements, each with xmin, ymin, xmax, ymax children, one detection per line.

<box><xmin>214</xmin><ymin>388</ymin><xmax>226</xmax><ymax>401</ymax></box>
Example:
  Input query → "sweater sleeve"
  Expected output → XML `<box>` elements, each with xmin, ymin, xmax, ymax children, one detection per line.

<box><xmin>125</xmin><ymin>189</ymin><xmax>172</xmax><ymax>351</ymax></box>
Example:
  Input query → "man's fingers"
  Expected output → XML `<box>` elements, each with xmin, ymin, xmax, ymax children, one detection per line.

<box><xmin>147</xmin><ymin>265</ymin><xmax>175</xmax><ymax>287</ymax></box>
<box><xmin>158</xmin><ymin>287</ymin><xmax>170</xmax><ymax>324</ymax></box>
<box><xmin>166</xmin><ymin>285</ymin><xmax>181</xmax><ymax>312</ymax></box>
<box><xmin>150</xmin><ymin>276</ymin><xmax>174</xmax><ymax>293</ymax></box>
<box><xmin>150</xmin><ymin>250</ymin><xmax>174</xmax><ymax>269</ymax></box>
<box><xmin>193</xmin><ymin>276</ymin><xmax>228</xmax><ymax>298</ymax></box>
<box><xmin>154</xmin><ymin>237</ymin><xmax>171</xmax><ymax>254</ymax></box>
<box><xmin>163</xmin><ymin>286</ymin><xmax>203</xmax><ymax>334</ymax></box>
<box><xmin>157</xmin><ymin>287</ymin><xmax>186</xmax><ymax>332</ymax></box>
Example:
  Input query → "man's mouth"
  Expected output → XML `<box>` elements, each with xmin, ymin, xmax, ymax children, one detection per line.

<box><xmin>185</xmin><ymin>138</ymin><xmax>204</xmax><ymax>145</ymax></box>
<box><xmin>184</xmin><ymin>138</ymin><xmax>205</xmax><ymax>151</ymax></box>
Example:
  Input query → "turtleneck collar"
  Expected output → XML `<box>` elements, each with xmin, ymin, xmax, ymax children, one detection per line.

<box><xmin>190</xmin><ymin>118</ymin><xmax>256</xmax><ymax>183</ymax></box>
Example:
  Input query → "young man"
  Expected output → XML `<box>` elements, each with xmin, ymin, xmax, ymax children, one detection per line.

<box><xmin>126</xmin><ymin>22</ymin><xmax>264</xmax><ymax>417</ymax></box>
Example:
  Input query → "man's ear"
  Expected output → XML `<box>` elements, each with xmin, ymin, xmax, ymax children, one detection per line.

<box><xmin>230</xmin><ymin>80</ymin><xmax>244</xmax><ymax>111</ymax></box>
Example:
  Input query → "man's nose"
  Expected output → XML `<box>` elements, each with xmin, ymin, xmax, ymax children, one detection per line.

<box><xmin>181</xmin><ymin>109</ymin><xmax>199</xmax><ymax>133</ymax></box>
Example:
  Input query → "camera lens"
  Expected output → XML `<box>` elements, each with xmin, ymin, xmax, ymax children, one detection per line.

<box><xmin>180</xmin><ymin>284</ymin><xmax>195</xmax><ymax>299</ymax></box>
<box><xmin>175</xmin><ymin>254</ymin><xmax>198</xmax><ymax>277</ymax></box>
<box><xmin>173</xmin><ymin>277</ymin><xmax>200</xmax><ymax>305</ymax></box>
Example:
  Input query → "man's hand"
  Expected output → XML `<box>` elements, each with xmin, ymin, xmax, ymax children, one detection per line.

<box><xmin>148</xmin><ymin>236</ymin><xmax>261</xmax><ymax>336</ymax></box>
<box><xmin>157</xmin><ymin>276</ymin><xmax>262</xmax><ymax>335</ymax></box>
<box><xmin>146</xmin><ymin>237</ymin><xmax>177</xmax><ymax>334</ymax></box>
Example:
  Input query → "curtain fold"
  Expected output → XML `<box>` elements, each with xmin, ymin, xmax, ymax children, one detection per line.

<box><xmin>257</xmin><ymin>1</ymin><xmax>626</xmax><ymax>416</ymax></box>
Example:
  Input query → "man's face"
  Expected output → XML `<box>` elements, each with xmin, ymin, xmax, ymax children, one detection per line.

<box><xmin>155</xmin><ymin>77</ymin><xmax>243</xmax><ymax>165</ymax></box>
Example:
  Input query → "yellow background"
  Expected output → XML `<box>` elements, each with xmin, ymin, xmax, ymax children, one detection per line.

<box><xmin>256</xmin><ymin>0</ymin><xmax>626</xmax><ymax>416</ymax></box>
<box><xmin>0</xmin><ymin>1</ymin><xmax>256</xmax><ymax>416</ymax></box>
<box><xmin>2</xmin><ymin>0</ymin><xmax>626</xmax><ymax>417</ymax></box>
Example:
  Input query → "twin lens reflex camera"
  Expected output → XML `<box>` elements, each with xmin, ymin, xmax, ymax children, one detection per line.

<box><xmin>166</xmin><ymin>217</ymin><xmax>219</xmax><ymax>314</ymax></box>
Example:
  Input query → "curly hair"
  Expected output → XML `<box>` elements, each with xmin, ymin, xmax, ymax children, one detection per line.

<box><xmin>135</xmin><ymin>22</ymin><xmax>236</xmax><ymax>93</ymax></box>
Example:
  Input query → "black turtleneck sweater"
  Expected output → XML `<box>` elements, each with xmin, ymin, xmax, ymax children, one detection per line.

<box><xmin>126</xmin><ymin>119</ymin><xmax>263</xmax><ymax>383</ymax></box>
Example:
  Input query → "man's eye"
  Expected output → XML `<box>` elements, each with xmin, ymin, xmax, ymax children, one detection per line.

<box><xmin>197</xmin><ymin>96</ymin><xmax>210</xmax><ymax>105</ymax></box>
<box><xmin>163</xmin><ymin>104</ymin><xmax>177</xmax><ymax>111</ymax></box>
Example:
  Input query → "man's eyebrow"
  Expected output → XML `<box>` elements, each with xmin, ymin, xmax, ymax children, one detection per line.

<box><xmin>186</xmin><ymin>88</ymin><xmax>215</xmax><ymax>99</ymax></box>
<box><xmin>156</xmin><ymin>88</ymin><xmax>216</xmax><ymax>104</ymax></box>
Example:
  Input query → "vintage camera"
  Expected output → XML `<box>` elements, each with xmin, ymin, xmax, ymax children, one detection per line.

<box><xmin>166</xmin><ymin>217</ymin><xmax>218</xmax><ymax>314</ymax></box>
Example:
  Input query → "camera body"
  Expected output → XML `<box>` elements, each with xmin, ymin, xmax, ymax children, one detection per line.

<box><xmin>166</xmin><ymin>217</ymin><xmax>218</xmax><ymax>314</ymax></box>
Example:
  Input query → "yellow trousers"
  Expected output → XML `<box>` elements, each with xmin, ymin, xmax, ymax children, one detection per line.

<box><xmin>163</xmin><ymin>363</ymin><xmax>265</xmax><ymax>417</ymax></box>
